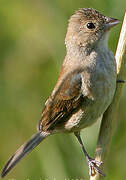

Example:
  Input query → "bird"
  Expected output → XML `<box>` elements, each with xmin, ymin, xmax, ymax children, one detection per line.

<box><xmin>1</xmin><ymin>8</ymin><xmax>120</xmax><ymax>178</ymax></box>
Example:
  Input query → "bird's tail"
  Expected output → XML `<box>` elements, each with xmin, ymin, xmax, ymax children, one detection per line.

<box><xmin>1</xmin><ymin>131</ymin><xmax>50</xmax><ymax>178</ymax></box>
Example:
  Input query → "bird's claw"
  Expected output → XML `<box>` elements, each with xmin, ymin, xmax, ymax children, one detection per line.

<box><xmin>87</xmin><ymin>157</ymin><xmax>105</xmax><ymax>177</ymax></box>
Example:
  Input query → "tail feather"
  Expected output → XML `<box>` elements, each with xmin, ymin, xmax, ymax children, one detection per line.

<box><xmin>1</xmin><ymin>131</ymin><xmax>49</xmax><ymax>178</ymax></box>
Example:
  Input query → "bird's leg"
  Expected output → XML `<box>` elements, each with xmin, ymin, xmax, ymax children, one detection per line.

<box><xmin>74</xmin><ymin>132</ymin><xmax>105</xmax><ymax>177</ymax></box>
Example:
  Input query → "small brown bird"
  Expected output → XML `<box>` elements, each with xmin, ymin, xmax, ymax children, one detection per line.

<box><xmin>1</xmin><ymin>8</ymin><xmax>119</xmax><ymax>178</ymax></box>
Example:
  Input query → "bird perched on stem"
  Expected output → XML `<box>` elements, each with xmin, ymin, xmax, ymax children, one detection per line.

<box><xmin>1</xmin><ymin>8</ymin><xmax>119</xmax><ymax>178</ymax></box>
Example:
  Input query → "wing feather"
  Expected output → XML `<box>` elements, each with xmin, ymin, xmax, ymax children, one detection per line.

<box><xmin>39</xmin><ymin>71</ymin><xmax>84</xmax><ymax>131</ymax></box>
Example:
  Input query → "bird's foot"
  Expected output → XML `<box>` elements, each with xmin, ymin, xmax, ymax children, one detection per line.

<box><xmin>86</xmin><ymin>157</ymin><xmax>105</xmax><ymax>177</ymax></box>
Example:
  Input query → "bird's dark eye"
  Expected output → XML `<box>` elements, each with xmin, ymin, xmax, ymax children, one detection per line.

<box><xmin>86</xmin><ymin>22</ymin><xmax>95</xmax><ymax>29</ymax></box>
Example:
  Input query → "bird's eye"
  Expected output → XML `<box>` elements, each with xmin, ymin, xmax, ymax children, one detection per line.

<box><xmin>86</xmin><ymin>22</ymin><xmax>95</xmax><ymax>29</ymax></box>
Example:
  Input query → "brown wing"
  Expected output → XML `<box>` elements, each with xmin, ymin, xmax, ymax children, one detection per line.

<box><xmin>39</xmin><ymin>71</ymin><xmax>84</xmax><ymax>132</ymax></box>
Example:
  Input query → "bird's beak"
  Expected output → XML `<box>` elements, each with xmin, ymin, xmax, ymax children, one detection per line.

<box><xmin>104</xmin><ymin>17</ymin><xmax>120</xmax><ymax>30</ymax></box>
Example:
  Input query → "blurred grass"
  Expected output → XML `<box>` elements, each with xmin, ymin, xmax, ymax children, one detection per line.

<box><xmin>0</xmin><ymin>0</ymin><xmax>126</xmax><ymax>180</ymax></box>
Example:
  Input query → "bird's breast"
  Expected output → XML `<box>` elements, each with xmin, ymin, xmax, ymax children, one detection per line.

<box><xmin>76</xmin><ymin>50</ymin><xmax>117</xmax><ymax>129</ymax></box>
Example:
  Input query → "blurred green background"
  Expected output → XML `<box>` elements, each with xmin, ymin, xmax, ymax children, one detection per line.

<box><xmin>0</xmin><ymin>0</ymin><xmax>126</xmax><ymax>180</ymax></box>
